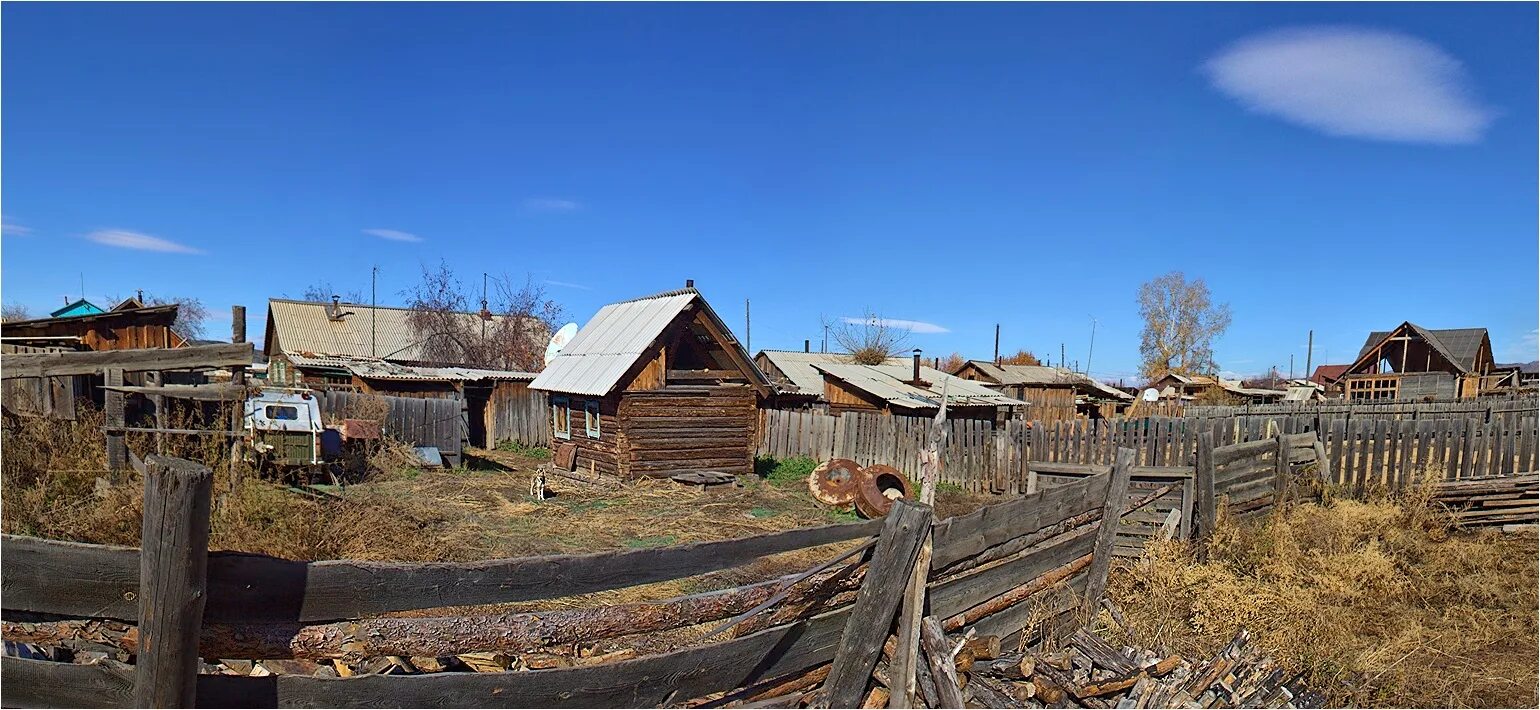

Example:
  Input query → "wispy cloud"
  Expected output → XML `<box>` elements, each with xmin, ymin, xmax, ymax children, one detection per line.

<box><xmin>2</xmin><ymin>216</ymin><xmax>32</xmax><ymax>236</ymax></box>
<box><xmin>522</xmin><ymin>198</ymin><xmax>581</xmax><ymax>213</ymax></box>
<box><xmin>1202</xmin><ymin>26</ymin><xmax>1495</xmax><ymax>144</ymax></box>
<box><xmin>1503</xmin><ymin>328</ymin><xmax>1538</xmax><ymax>362</ymax></box>
<box><xmin>362</xmin><ymin>228</ymin><xmax>423</xmax><ymax>243</ymax></box>
<box><xmin>840</xmin><ymin>316</ymin><xmax>950</xmax><ymax>334</ymax></box>
<box><xmin>544</xmin><ymin>279</ymin><xmax>591</xmax><ymax>290</ymax></box>
<box><xmin>86</xmin><ymin>229</ymin><xmax>204</xmax><ymax>254</ymax></box>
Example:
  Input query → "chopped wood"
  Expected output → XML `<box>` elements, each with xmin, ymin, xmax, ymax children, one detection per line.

<box><xmin>920</xmin><ymin>616</ymin><xmax>967</xmax><ymax>709</ymax></box>
<box><xmin>962</xmin><ymin>635</ymin><xmax>1002</xmax><ymax>662</ymax></box>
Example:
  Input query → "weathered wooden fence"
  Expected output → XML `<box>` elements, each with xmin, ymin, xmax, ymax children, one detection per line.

<box><xmin>3</xmin><ymin>450</ymin><xmax>1213</xmax><ymax>708</ymax></box>
<box><xmin>319</xmin><ymin>390</ymin><xmax>467</xmax><ymax>466</ymax></box>
<box><xmin>486</xmin><ymin>387</ymin><xmax>549</xmax><ymax>448</ymax></box>
<box><xmin>759</xmin><ymin>408</ymin><xmax>1538</xmax><ymax>493</ymax></box>
<box><xmin>1185</xmin><ymin>396</ymin><xmax>1537</xmax><ymax>425</ymax></box>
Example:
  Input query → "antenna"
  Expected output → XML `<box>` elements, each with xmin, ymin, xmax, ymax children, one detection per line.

<box><xmin>745</xmin><ymin>298</ymin><xmax>751</xmax><ymax>354</ymax></box>
<box><xmin>1086</xmin><ymin>317</ymin><xmax>1097</xmax><ymax>377</ymax></box>
<box><xmin>371</xmin><ymin>265</ymin><xmax>379</xmax><ymax>357</ymax></box>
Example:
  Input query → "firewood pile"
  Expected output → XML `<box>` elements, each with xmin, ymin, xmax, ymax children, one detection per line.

<box><xmin>1429</xmin><ymin>473</ymin><xmax>1539</xmax><ymax>528</ymax></box>
<box><xmin>963</xmin><ymin>627</ymin><xmax>1319</xmax><ymax>709</ymax></box>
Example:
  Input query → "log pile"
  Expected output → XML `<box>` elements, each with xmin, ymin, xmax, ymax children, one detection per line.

<box><xmin>963</xmin><ymin>627</ymin><xmax>1318</xmax><ymax>709</ymax></box>
<box><xmin>1430</xmin><ymin>473</ymin><xmax>1539</xmax><ymax>528</ymax></box>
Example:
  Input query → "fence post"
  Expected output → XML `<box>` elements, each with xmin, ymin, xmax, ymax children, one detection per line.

<box><xmin>1083</xmin><ymin>447</ymin><xmax>1134</xmax><ymax>616</ymax></box>
<box><xmin>823</xmin><ymin>500</ymin><xmax>932</xmax><ymax>708</ymax></box>
<box><xmin>135</xmin><ymin>455</ymin><xmax>213</xmax><ymax>709</ymax></box>
<box><xmin>1195</xmin><ymin>432</ymin><xmax>1216</xmax><ymax>547</ymax></box>
<box><xmin>105</xmin><ymin>367</ymin><xmax>127</xmax><ymax>477</ymax></box>
<box><xmin>1273</xmin><ymin>434</ymin><xmax>1290</xmax><ymax>505</ymax></box>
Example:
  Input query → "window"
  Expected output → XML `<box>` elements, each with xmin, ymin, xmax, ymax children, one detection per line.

<box><xmin>553</xmin><ymin>396</ymin><xmax>571</xmax><ymax>440</ymax></box>
<box><xmin>585</xmin><ymin>400</ymin><xmax>602</xmax><ymax>438</ymax></box>
<box><xmin>265</xmin><ymin>405</ymin><xmax>300</xmax><ymax>421</ymax></box>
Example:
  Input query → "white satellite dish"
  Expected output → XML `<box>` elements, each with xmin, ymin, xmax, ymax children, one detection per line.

<box><xmin>1141</xmin><ymin>388</ymin><xmax>1160</xmax><ymax>402</ymax></box>
<box><xmin>544</xmin><ymin>322</ymin><xmax>579</xmax><ymax>366</ymax></box>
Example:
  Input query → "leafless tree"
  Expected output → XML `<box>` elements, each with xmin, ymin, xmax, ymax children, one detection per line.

<box><xmin>403</xmin><ymin>262</ymin><xmax>562</xmax><ymax>371</ymax></box>
<box><xmin>300</xmin><ymin>282</ymin><xmax>365</xmax><ymax>303</ymax></box>
<box><xmin>141</xmin><ymin>293</ymin><xmax>210</xmax><ymax>339</ymax></box>
<box><xmin>1136</xmin><ymin>271</ymin><xmax>1231</xmax><ymax>381</ymax></box>
<box><xmin>827</xmin><ymin>310</ymin><xmax>911</xmax><ymax>365</ymax></box>
<box><xmin>1</xmin><ymin>303</ymin><xmax>32</xmax><ymax>322</ymax></box>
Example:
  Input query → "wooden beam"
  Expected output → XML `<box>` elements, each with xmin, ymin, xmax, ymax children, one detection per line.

<box><xmin>1082</xmin><ymin>448</ymin><xmax>1134</xmax><ymax>615</ymax></box>
<box><xmin>918</xmin><ymin>617</ymin><xmax>965</xmax><ymax>709</ymax></box>
<box><xmin>667</xmin><ymin>369</ymin><xmax>749</xmax><ymax>381</ymax></box>
<box><xmin>101</xmin><ymin>383</ymin><xmax>247</xmax><ymax>401</ymax></box>
<box><xmin>134</xmin><ymin>456</ymin><xmax>212</xmax><ymax>708</ymax></box>
<box><xmin>1</xmin><ymin>343</ymin><xmax>253</xmax><ymax>379</ymax></box>
<box><xmin>1195</xmin><ymin>432</ymin><xmax>1217</xmax><ymax>547</ymax></box>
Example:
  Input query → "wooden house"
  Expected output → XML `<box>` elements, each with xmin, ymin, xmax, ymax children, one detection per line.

<box><xmin>810</xmin><ymin>354</ymin><xmax>1025</xmax><ymax>422</ymax></box>
<box><xmin>951</xmin><ymin>360</ymin><xmax>1132</xmax><ymax>421</ymax></box>
<box><xmin>1146</xmin><ymin>372</ymin><xmax>1285</xmax><ymax>405</ymax></box>
<box><xmin>529</xmin><ymin>286</ymin><xmax>772</xmax><ymax>480</ymax></box>
<box><xmin>754</xmin><ymin>349</ymin><xmax>908</xmax><ymax>410</ymax></box>
<box><xmin>1340</xmin><ymin>322</ymin><xmax>1521</xmax><ymax>401</ymax></box>
<box><xmin>1</xmin><ymin>302</ymin><xmax>187</xmax><ymax>351</ymax></box>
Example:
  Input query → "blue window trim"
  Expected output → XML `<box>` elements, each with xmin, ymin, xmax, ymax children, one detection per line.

<box><xmin>585</xmin><ymin>400</ymin><xmax>601</xmax><ymax>439</ymax></box>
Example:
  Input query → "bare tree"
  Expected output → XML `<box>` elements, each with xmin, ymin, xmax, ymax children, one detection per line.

<box><xmin>1136</xmin><ymin>271</ymin><xmax>1231</xmax><ymax>381</ymax></box>
<box><xmin>300</xmin><ymin>282</ymin><xmax>365</xmax><ymax>303</ymax></box>
<box><xmin>403</xmin><ymin>262</ymin><xmax>561</xmax><ymax>371</ymax></box>
<box><xmin>826</xmin><ymin>310</ymin><xmax>911</xmax><ymax>365</ymax></box>
<box><xmin>141</xmin><ymin>293</ymin><xmax>210</xmax><ymax>339</ymax></box>
<box><xmin>999</xmin><ymin>349</ymin><xmax>1042</xmax><ymax>366</ymax></box>
<box><xmin>1</xmin><ymin>303</ymin><xmax>32</xmax><ymax>323</ymax></box>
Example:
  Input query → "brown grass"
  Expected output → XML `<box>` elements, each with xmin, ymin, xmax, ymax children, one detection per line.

<box><xmin>1105</xmin><ymin>492</ymin><xmax>1539</xmax><ymax>708</ymax></box>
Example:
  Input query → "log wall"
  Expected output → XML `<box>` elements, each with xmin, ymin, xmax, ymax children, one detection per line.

<box><xmin>619</xmin><ymin>385</ymin><xmax>757</xmax><ymax>478</ymax></box>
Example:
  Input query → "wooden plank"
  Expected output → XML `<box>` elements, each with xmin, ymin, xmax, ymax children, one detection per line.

<box><xmin>928</xmin><ymin>527</ymin><xmax>1097</xmax><ymax>619</ymax></box>
<box><xmin>929</xmin><ymin>472</ymin><xmax>1109</xmax><ymax>570</ymax></box>
<box><xmin>824</xmin><ymin>501</ymin><xmax>932</xmax><ymax>708</ymax></box>
<box><xmin>135</xmin><ymin>456</ymin><xmax>213</xmax><ymax>709</ymax></box>
<box><xmin>1084</xmin><ymin>449</ymin><xmax>1135</xmax><ymax>613</ymax></box>
<box><xmin>1460</xmin><ymin>418</ymin><xmax>1478</xmax><ymax>480</ymax></box>
<box><xmin>1441</xmin><ymin>418</ymin><xmax>1458</xmax><ymax>481</ymax></box>
<box><xmin>1195</xmin><ymin>432</ymin><xmax>1216</xmax><ymax>544</ymax></box>
<box><xmin>1</xmin><ymin>342</ymin><xmax>254</xmax><ymax>379</ymax></box>
<box><xmin>104</xmin><ymin>368</ymin><xmax>127</xmax><ymax>474</ymax></box>
<box><xmin>0</xmin><ymin>520</ymin><xmax>880</xmax><ymax>623</ymax></box>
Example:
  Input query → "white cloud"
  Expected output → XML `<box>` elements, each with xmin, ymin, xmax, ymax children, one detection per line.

<box><xmin>362</xmin><ymin>228</ymin><xmax>423</xmax><ymax>243</ymax></box>
<box><xmin>86</xmin><ymin>229</ymin><xmax>204</xmax><ymax>254</ymax></box>
<box><xmin>522</xmin><ymin>198</ymin><xmax>581</xmax><ymax>213</ymax></box>
<box><xmin>1503</xmin><ymin>328</ymin><xmax>1538</xmax><ymax>362</ymax></box>
<box><xmin>2</xmin><ymin>217</ymin><xmax>32</xmax><ymax>236</ymax></box>
<box><xmin>840</xmin><ymin>316</ymin><xmax>950</xmax><ymax>334</ymax></box>
<box><xmin>1202</xmin><ymin>26</ymin><xmax>1495</xmax><ymax>144</ymax></box>
<box><xmin>544</xmin><ymin>279</ymin><xmax>591</xmax><ymax>290</ymax></box>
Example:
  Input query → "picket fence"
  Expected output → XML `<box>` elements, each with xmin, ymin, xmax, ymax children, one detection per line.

<box><xmin>757</xmin><ymin>408</ymin><xmax>1540</xmax><ymax>493</ymax></box>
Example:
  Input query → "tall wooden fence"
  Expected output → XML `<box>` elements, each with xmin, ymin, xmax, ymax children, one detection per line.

<box><xmin>1184</xmin><ymin>396</ymin><xmax>1537</xmax><ymax>425</ymax></box>
<box><xmin>758</xmin><ymin>408</ymin><xmax>1539</xmax><ymax>493</ymax></box>
<box><xmin>3</xmin><ymin>451</ymin><xmax>1186</xmax><ymax>708</ymax></box>
<box><xmin>319</xmin><ymin>390</ymin><xmax>467</xmax><ymax>466</ymax></box>
<box><xmin>486</xmin><ymin>387</ymin><xmax>549</xmax><ymax>448</ymax></box>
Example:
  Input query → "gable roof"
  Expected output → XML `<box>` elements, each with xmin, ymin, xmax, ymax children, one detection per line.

<box><xmin>1355</xmin><ymin>322</ymin><xmax>1489</xmax><ymax>374</ymax></box>
<box><xmin>814</xmin><ymin>362</ymin><xmax>1026</xmax><ymax>412</ymax></box>
<box><xmin>757</xmin><ymin>350</ymin><xmax>908</xmax><ymax>397</ymax></box>
<box><xmin>957</xmin><ymin>361</ymin><xmax>1133</xmax><ymax>401</ymax></box>
<box><xmin>1310</xmin><ymin>364</ymin><xmax>1350</xmax><ymax>385</ymax></box>
<box><xmin>49</xmin><ymin>299</ymin><xmax>105</xmax><ymax>318</ymax></box>
<box><xmin>265</xmin><ymin>298</ymin><xmax>523</xmax><ymax>364</ymax></box>
<box><xmin>530</xmin><ymin>287</ymin><xmax>769</xmax><ymax>397</ymax></box>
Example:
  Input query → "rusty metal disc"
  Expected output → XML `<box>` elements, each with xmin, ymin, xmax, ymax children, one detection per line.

<box><xmin>807</xmin><ymin>458</ymin><xmax>863</xmax><ymax>506</ymax></box>
<box><xmin>854</xmin><ymin>464</ymin><xmax>914</xmax><ymax>519</ymax></box>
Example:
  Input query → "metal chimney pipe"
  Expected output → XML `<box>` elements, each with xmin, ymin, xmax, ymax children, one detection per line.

<box><xmin>685</xmin><ymin>279</ymin><xmax>694</xmax><ymax>288</ymax></box>
<box><xmin>804</xmin><ymin>339</ymin><xmax>810</xmax><ymax>353</ymax></box>
<box><xmin>913</xmin><ymin>349</ymin><xmax>922</xmax><ymax>383</ymax></box>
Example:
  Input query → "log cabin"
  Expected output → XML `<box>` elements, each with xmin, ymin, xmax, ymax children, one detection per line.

<box><xmin>951</xmin><ymin>360</ymin><xmax>1133</xmax><ymax>421</ymax></box>
<box><xmin>529</xmin><ymin>285</ymin><xmax>772</xmax><ymax>480</ymax></box>
<box><xmin>754</xmin><ymin>348</ymin><xmax>909</xmax><ymax>411</ymax></box>
<box><xmin>810</xmin><ymin>353</ymin><xmax>1026</xmax><ymax>422</ymax></box>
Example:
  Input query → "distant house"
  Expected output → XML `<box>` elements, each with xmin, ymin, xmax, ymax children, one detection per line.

<box><xmin>811</xmin><ymin>354</ymin><xmax>1025</xmax><ymax>422</ymax></box>
<box><xmin>1146</xmin><ymin>372</ymin><xmax>1285</xmax><ymax>405</ymax></box>
<box><xmin>1308</xmin><ymin>364</ymin><xmax>1350</xmax><ymax>394</ymax></box>
<box><xmin>49</xmin><ymin>298</ymin><xmax>106</xmax><ymax>319</ymax></box>
<box><xmin>530</xmin><ymin>286</ymin><xmax>772</xmax><ymax>480</ymax></box>
<box><xmin>754</xmin><ymin>349</ymin><xmax>907</xmax><ymax>409</ymax></box>
<box><xmin>951</xmin><ymin>360</ymin><xmax>1132</xmax><ymax>421</ymax></box>
<box><xmin>1340</xmin><ymin>322</ymin><xmax>1522</xmax><ymax>401</ymax></box>
<box><xmin>2</xmin><ymin>301</ymin><xmax>187</xmax><ymax>351</ymax></box>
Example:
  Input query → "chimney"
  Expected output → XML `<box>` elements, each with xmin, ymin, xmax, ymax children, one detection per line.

<box><xmin>804</xmin><ymin>339</ymin><xmax>810</xmax><ymax>353</ymax></box>
<box><xmin>136</xmin><ymin>289</ymin><xmax>143</xmax><ymax>303</ymax></box>
<box><xmin>912</xmin><ymin>349</ymin><xmax>922</xmax><ymax>384</ymax></box>
<box><xmin>685</xmin><ymin>279</ymin><xmax>694</xmax><ymax>288</ymax></box>
<box><xmin>327</xmin><ymin>295</ymin><xmax>344</xmax><ymax>321</ymax></box>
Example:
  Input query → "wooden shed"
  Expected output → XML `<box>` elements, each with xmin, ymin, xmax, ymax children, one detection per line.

<box><xmin>529</xmin><ymin>286</ymin><xmax>772</xmax><ymax>480</ymax></box>
<box><xmin>0</xmin><ymin>303</ymin><xmax>187</xmax><ymax>351</ymax></box>
<box><xmin>951</xmin><ymin>360</ymin><xmax>1133</xmax><ymax>421</ymax></box>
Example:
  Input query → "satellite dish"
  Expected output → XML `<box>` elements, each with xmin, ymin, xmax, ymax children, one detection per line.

<box><xmin>544</xmin><ymin>322</ymin><xmax>579</xmax><ymax>366</ymax></box>
<box><xmin>1141</xmin><ymin>388</ymin><xmax>1160</xmax><ymax>402</ymax></box>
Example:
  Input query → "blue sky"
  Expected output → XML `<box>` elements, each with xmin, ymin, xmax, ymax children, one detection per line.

<box><xmin>4</xmin><ymin>2</ymin><xmax>1536</xmax><ymax>383</ymax></box>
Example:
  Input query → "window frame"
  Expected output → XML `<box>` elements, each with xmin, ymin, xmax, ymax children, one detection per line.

<box><xmin>552</xmin><ymin>396</ymin><xmax>572</xmax><ymax>440</ymax></box>
<box><xmin>265</xmin><ymin>405</ymin><xmax>300</xmax><ymax>421</ymax></box>
<box><xmin>584</xmin><ymin>400</ymin><xmax>602</xmax><ymax>439</ymax></box>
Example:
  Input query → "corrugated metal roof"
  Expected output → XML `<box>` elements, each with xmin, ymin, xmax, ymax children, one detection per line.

<box><xmin>347</xmin><ymin>359</ymin><xmax>536</xmax><ymax>382</ymax></box>
<box><xmin>814</xmin><ymin>362</ymin><xmax>1026</xmax><ymax>411</ymax></box>
<box><xmin>267</xmin><ymin>298</ymin><xmax>522</xmax><ymax>364</ymax></box>
<box><xmin>757</xmin><ymin>350</ymin><xmax>909</xmax><ymax>396</ymax></box>
<box><xmin>963</xmin><ymin>360</ymin><xmax>1133</xmax><ymax>401</ymax></box>
<box><xmin>530</xmin><ymin>288</ymin><xmax>770</xmax><ymax>397</ymax></box>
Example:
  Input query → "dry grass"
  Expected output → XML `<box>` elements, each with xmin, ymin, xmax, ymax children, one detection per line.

<box><xmin>1105</xmin><ymin>492</ymin><xmax>1539</xmax><ymax>708</ymax></box>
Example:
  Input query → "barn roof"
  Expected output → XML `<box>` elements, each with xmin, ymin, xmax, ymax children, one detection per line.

<box><xmin>957</xmin><ymin>360</ymin><xmax>1133</xmax><ymax>401</ymax></box>
<box><xmin>265</xmin><ymin>298</ymin><xmax>526</xmax><ymax>365</ymax></box>
<box><xmin>531</xmin><ymin>287</ymin><xmax>769</xmax><ymax>397</ymax></box>
<box><xmin>814</xmin><ymin>362</ymin><xmax>1026</xmax><ymax>412</ymax></box>
<box><xmin>757</xmin><ymin>350</ymin><xmax>908</xmax><ymax>397</ymax></box>
<box><xmin>1356</xmin><ymin>323</ymin><xmax>1489</xmax><ymax>373</ymax></box>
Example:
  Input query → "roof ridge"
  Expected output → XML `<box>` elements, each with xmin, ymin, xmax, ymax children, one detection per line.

<box><xmin>268</xmin><ymin>297</ymin><xmax>513</xmax><ymax>319</ymax></box>
<box><xmin>610</xmin><ymin>286</ymin><xmax>701</xmax><ymax>305</ymax></box>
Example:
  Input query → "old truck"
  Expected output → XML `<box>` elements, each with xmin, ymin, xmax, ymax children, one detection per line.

<box><xmin>242</xmin><ymin>388</ymin><xmax>381</xmax><ymax>481</ymax></box>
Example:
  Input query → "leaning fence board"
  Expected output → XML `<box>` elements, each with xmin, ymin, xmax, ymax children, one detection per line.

<box><xmin>1</xmin><ymin>343</ymin><xmax>254</xmax><ymax>379</ymax></box>
<box><xmin>0</xmin><ymin>520</ymin><xmax>879</xmax><ymax>622</ymax></box>
<box><xmin>928</xmin><ymin>527</ymin><xmax>1097</xmax><ymax>619</ymax></box>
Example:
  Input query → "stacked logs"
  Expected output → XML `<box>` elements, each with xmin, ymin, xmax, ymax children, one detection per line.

<box><xmin>1429</xmin><ymin>473</ymin><xmax>1539</xmax><ymax>528</ymax></box>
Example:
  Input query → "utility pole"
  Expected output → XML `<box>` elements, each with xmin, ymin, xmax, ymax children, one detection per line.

<box><xmin>371</xmin><ymin>266</ymin><xmax>379</xmax><ymax>357</ymax></box>
<box><xmin>1289</xmin><ymin>354</ymin><xmax>1294</xmax><ymax>381</ymax></box>
<box><xmin>481</xmin><ymin>272</ymin><xmax>489</xmax><ymax>340</ymax></box>
<box><xmin>1306</xmin><ymin>330</ymin><xmax>1314</xmax><ymax>381</ymax></box>
<box><xmin>994</xmin><ymin>324</ymin><xmax>1000</xmax><ymax>364</ymax></box>
<box><xmin>1061</xmin><ymin>343</ymin><xmax>1066</xmax><ymax>372</ymax></box>
<box><xmin>822</xmin><ymin>323</ymin><xmax>829</xmax><ymax>353</ymax></box>
<box><xmin>1086</xmin><ymin>317</ymin><xmax>1097</xmax><ymax>377</ymax></box>
<box><xmin>745</xmin><ymin>299</ymin><xmax>751</xmax><ymax>354</ymax></box>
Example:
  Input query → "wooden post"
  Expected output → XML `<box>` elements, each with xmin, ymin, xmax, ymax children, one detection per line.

<box><xmin>918</xmin><ymin>616</ymin><xmax>966</xmax><ymax>709</ymax></box>
<box><xmin>231</xmin><ymin>305</ymin><xmax>246</xmax><ymax>344</ymax></box>
<box><xmin>105</xmin><ymin>367</ymin><xmax>128</xmax><ymax>476</ymax></box>
<box><xmin>824</xmin><ymin>500</ymin><xmax>932</xmax><ymax>709</ymax></box>
<box><xmin>1273</xmin><ymin>433</ymin><xmax>1289</xmax><ymax>506</ymax></box>
<box><xmin>1082</xmin><ymin>447</ymin><xmax>1134</xmax><ymax>616</ymax></box>
<box><xmin>890</xmin><ymin>387</ymin><xmax>948</xmax><ymax>708</ymax></box>
<box><xmin>1195</xmin><ymin>432</ymin><xmax>1216</xmax><ymax>546</ymax></box>
<box><xmin>135</xmin><ymin>455</ymin><xmax>213</xmax><ymax>709</ymax></box>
